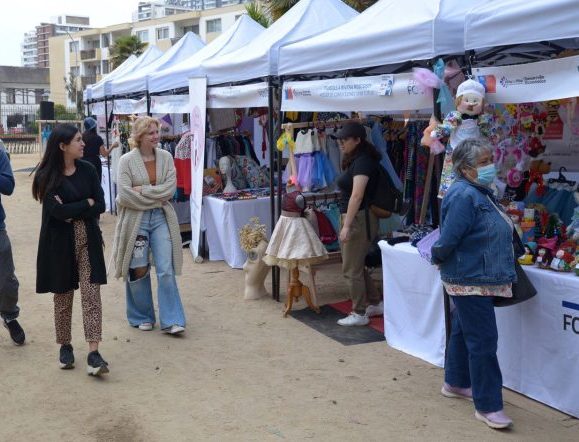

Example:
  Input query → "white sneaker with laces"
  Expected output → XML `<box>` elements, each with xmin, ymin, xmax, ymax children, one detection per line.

<box><xmin>138</xmin><ymin>323</ymin><xmax>153</xmax><ymax>331</ymax></box>
<box><xmin>337</xmin><ymin>312</ymin><xmax>370</xmax><ymax>326</ymax></box>
<box><xmin>366</xmin><ymin>302</ymin><xmax>384</xmax><ymax>317</ymax></box>
<box><xmin>165</xmin><ymin>325</ymin><xmax>185</xmax><ymax>335</ymax></box>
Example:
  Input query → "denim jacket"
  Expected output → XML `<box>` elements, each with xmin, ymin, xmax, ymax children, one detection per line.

<box><xmin>431</xmin><ymin>178</ymin><xmax>516</xmax><ymax>285</ymax></box>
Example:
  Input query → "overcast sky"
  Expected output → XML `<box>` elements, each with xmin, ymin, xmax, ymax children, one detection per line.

<box><xmin>0</xmin><ymin>1</ymin><xmax>137</xmax><ymax>66</ymax></box>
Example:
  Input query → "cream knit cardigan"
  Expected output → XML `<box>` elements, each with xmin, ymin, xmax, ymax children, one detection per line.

<box><xmin>110</xmin><ymin>147</ymin><xmax>182</xmax><ymax>280</ymax></box>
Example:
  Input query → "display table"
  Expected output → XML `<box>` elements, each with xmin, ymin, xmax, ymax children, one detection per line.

<box><xmin>202</xmin><ymin>195</ymin><xmax>272</xmax><ymax>269</ymax></box>
<box><xmin>378</xmin><ymin>240</ymin><xmax>579</xmax><ymax>418</ymax></box>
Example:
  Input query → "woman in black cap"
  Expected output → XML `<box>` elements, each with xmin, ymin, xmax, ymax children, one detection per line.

<box><xmin>335</xmin><ymin>122</ymin><xmax>383</xmax><ymax>326</ymax></box>
<box><xmin>82</xmin><ymin>117</ymin><xmax>118</xmax><ymax>183</ymax></box>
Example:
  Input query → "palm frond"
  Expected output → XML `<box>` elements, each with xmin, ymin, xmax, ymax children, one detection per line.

<box><xmin>245</xmin><ymin>2</ymin><xmax>271</xmax><ymax>28</ymax></box>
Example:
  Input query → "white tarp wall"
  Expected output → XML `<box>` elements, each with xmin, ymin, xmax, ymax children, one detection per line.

<box><xmin>200</xmin><ymin>0</ymin><xmax>359</xmax><ymax>85</ymax></box>
<box><xmin>281</xmin><ymin>74</ymin><xmax>431</xmax><ymax>112</ymax></box>
<box><xmin>465</xmin><ymin>0</ymin><xmax>579</xmax><ymax>50</ymax></box>
<box><xmin>110</xmin><ymin>33</ymin><xmax>205</xmax><ymax>96</ymax></box>
<box><xmin>278</xmin><ymin>0</ymin><xmax>485</xmax><ymax>76</ymax></box>
<box><xmin>148</xmin><ymin>15</ymin><xmax>265</xmax><ymax>94</ymax></box>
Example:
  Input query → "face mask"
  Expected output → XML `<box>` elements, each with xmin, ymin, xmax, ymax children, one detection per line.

<box><xmin>476</xmin><ymin>164</ymin><xmax>497</xmax><ymax>186</ymax></box>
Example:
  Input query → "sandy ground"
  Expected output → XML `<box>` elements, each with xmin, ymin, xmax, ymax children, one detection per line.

<box><xmin>0</xmin><ymin>153</ymin><xmax>577</xmax><ymax>441</ymax></box>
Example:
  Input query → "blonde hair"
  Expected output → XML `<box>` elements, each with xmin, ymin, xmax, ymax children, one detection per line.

<box><xmin>129</xmin><ymin>116</ymin><xmax>160</xmax><ymax>149</ymax></box>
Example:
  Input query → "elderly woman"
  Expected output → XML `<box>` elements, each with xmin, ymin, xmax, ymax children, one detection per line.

<box><xmin>431</xmin><ymin>138</ymin><xmax>516</xmax><ymax>429</ymax></box>
<box><xmin>111</xmin><ymin>116</ymin><xmax>186</xmax><ymax>335</ymax></box>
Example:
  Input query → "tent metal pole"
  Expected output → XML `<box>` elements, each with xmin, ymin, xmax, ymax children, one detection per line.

<box><xmin>268</xmin><ymin>76</ymin><xmax>279</xmax><ymax>301</ymax></box>
<box><xmin>146</xmin><ymin>91</ymin><xmax>152</xmax><ymax>116</ymax></box>
<box><xmin>104</xmin><ymin>97</ymin><xmax>113</xmax><ymax>214</ymax></box>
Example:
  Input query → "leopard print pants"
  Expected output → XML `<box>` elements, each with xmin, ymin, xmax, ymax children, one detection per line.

<box><xmin>54</xmin><ymin>220</ymin><xmax>102</xmax><ymax>344</ymax></box>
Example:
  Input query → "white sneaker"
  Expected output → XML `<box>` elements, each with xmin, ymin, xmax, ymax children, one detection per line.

<box><xmin>337</xmin><ymin>312</ymin><xmax>370</xmax><ymax>326</ymax></box>
<box><xmin>138</xmin><ymin>323</ymin><xmax>153</xmax><ymax>331</ymax></box>
<box><xmin>165</xmin><ymin>325</ymin><xmax>185</xmax><ymax>335</ymax></box>
<box><xmin>366</xmin><ymin>302</ymin><xmax>384</xmax><ymax>317</ymax></box>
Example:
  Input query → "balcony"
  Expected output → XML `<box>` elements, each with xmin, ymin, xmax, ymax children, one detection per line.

<box><xmin>80</xmin><ymin>48</ymin><xmax>100</xmax><ymax>61</ymax></box>
<box><xmin>81</xmin><ymin>76</ymin><xmax>97</xmax><ymax>88</ymax></box>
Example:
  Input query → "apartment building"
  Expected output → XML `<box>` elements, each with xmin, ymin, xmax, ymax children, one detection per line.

<box><xmin>49</xmin><ymin>3</ymin><xmax>249</xmax><ymax>106</ymax></box>
<box><xmin>21</xmin><ymin>15</ymin><xmax>92</xmax><ymax>68</ymax></box>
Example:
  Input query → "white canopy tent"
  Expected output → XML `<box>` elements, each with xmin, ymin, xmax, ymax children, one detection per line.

<box><xmin>100</xmin><ymin>45</ymin><xmax>164</xmax><ymax>99</ymax></box>
<box><xmin>200</xmin><ymin>0</ymin><xmax>359</xmax><ymax>85</ymax></box>
<box><xmin>278</xmin><ymin>0</ymin><xmax>485</xmax><ymax>76</ymax></box>
<box><xmin>465</xmin><ymin>0</ymin><xmax>579</xmax><ymax>51</ymax></box>
<box><xmin>85</xmin><ymin>54</ymin><xmax>138</xmax><ymax>102</ymax></box>
<box><xmin>149</xmin><ymin>15</ymin><xmax>265</xmax><ymax>94</ymax></box>
<box><xmin>110</xmin><ymin>33</ymin><xmax>205</xmax><ymax>96</ymax></box>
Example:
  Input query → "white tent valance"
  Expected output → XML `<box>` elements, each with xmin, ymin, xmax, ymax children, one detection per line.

<box><xmin>148</xmin><ymin>15</ymin><xmax>265</xmax><ymax>94</ymax></box>
<box><xmin>465</xmin><ymin>0</ymin><xmax>579</xmax><ymax>51</ymax></box>
<box><xmin>278</xmin><ymin>0</ymin><xmax>486</xmax><ymax>76</ymax></box>
<box><xmin>200</xmin><ymin>0</ymin><xmax>358</xmax><ymax>85</ymax></box>
<box><xmin>110</xmin><ymin>33</ymin><xmax>205</xmax><ymax>96</ymax></box>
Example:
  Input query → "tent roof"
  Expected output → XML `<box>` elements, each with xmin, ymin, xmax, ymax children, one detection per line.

<box><xmin>98</xmin><ymin>45</ymin><xmax>164</xmax><ymax>98</ymax></box>
<box><xmin>86</xmin><ymin>54</ymin><xmax>137</xmax><ymax>100</ymax></box>
<box><xmin>278</xmin><ymin>0</ymin><xmax>484</xmax><ymax>76</ymax></box>
<box><xmin>465</xmin><ymin>0</ymin><xmax>579</xmax><ymax>50</ymax></box>
<box><xmin>149</xmin><ymin>15</ymin><xmax>265</xmax><ymax>93</ymax></box>
<box><xmin>110</xmin><ymin>33</ymin><xmax>205</xmax><ymax>96</ymax></box>
<box><xmin>200</xmin><ymin>0</ymin><xmax>358</xmax><ymax>85</ymax></box>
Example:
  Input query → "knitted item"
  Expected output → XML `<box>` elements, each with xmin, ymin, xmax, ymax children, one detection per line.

<box><xmin>111</xmin><ymin>148</ymin><xmax>183</xmax><ymax>280</ymax></box>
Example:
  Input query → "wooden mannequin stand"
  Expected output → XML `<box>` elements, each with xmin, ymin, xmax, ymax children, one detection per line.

<box><xmin>283</xmin><ymin>267</ymin><xmax>320</xmax><ymax>317</ymax></box>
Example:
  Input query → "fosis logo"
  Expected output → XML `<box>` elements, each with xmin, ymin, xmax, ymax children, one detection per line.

<box><xmin>563</xmin><ymin>301</ymin><xmax>579</xmax><ymax>334</ymax></box>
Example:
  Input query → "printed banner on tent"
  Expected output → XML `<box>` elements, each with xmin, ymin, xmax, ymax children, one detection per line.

<box><xmin>113</xmin><ymin>99</ymin><xmax>142</xmax><ymax>115</ymax></box>
<box><xmin>188</xmin><ymin>77</ymin><xmax>207</xmax><ymax>260</ymax></box>
<box><xmin>281</xmin><ymin>73</ymin><xmax>432</xmax><ymax>112</ymax></box>
<box><xmin>207</xmin><ymin>82</ymin><xmax>268</xmax><ymax>109</ymax></box>
<box><xmin>90</xmin><ymin>102</ymin><xmax>105</xmax><ymax>116</ymax></box>
<box><xmin>150</xmin><ymin>95</ymin><xmax>190</xmax><ymax>114</ymax></box>
<box><xmin>474</xmin><ymin>54</ymin><xmax>579</xmax><ymax>104</ymax></box>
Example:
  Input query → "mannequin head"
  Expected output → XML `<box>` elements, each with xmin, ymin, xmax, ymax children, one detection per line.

<box><xmin>219</xmin><ymin>155</ymin><xmax>237</xmax><ymax>193</ymax></box>
<box><xmin>242</xmin><ymin>240</ymin><xmax>270</xmax><ymax>300</ymax></box>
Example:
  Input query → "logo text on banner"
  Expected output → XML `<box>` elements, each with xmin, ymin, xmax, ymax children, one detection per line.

<box><xmin>282</xmin><ymin>74</ymin><xmax>430</xmax><ymax>112</ymax></box>
<box><xmin>474</xmin><ymin>54</ymin><xmax>579</xmax><ymax>104</ymax></box>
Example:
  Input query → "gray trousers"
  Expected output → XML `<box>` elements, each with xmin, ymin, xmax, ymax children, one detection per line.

<box><xmin>340</xmin><ymin>211</ymin><xmax>381</xmax><ymax>314</ymax></box>
<box><xmin>0</xmin><ymin>229</ymin><xmax>19</xmax><ymax>321</ymax></box>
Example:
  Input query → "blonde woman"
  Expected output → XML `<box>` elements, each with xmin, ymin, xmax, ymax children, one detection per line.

<box><xmin>111</xmin><ymin>116</ymin><xmax>186</xmax><ymax>334</ymax></box>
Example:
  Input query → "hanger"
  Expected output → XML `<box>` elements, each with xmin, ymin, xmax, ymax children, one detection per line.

<box><xmin>548</xmin><ymin>167</ymin><xmax>576</xmax><ymax>187</ymax></box>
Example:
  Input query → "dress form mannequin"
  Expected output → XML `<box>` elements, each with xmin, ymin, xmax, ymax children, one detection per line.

<box><xmin>219</xmin><ymin>155</ymin><xmax>237</xmax><ymax>193</ymax></box>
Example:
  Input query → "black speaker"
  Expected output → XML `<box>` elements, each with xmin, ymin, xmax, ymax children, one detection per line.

<box><xmin>39</xmin><ymin>101</ymin><xmax>54</xmax><ymax>120</ymax></box>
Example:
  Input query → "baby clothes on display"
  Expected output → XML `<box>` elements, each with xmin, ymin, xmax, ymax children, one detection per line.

<box><xmin>263</xmin><ymin>191</ymin><xmax>328</xmax><ymax>269</ymax></box>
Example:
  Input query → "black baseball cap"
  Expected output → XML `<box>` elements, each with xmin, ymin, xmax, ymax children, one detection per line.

<box><xmin>331</xmin><ymin>122</ymin><xmax>366</xmax><ymax>140</ymax></box>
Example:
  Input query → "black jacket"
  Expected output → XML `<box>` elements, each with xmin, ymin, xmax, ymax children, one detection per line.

<box><xmin>36</xmin><ymin>160</ymin><xmax>107</xmax><ymax>294</ymax></box>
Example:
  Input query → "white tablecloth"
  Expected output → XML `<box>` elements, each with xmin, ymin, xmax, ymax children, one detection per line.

<box><xmin>379</xmin><ymin>241</ymin><xmax>446</xmax><ymax>367</ymax></box>
<box><xmin>202</xmin><ymin>196</ymin><xmax>272</xmax><ymax>269</ymax></box>
<box><xmin>378</xmin><ymin>240</ymin><xmax>579</xmax><ymax>418</ymax></box>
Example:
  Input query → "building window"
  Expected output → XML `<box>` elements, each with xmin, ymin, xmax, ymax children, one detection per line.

<box><xmin>70</xmin><ymin>66</ymin><xmax>80</xmax><ymax>76</ymax></box>
<box><xmin>156</xmin><ymin>27</ymin><xmax>170</xmax><ymax>40</ymax></box>
<box><xmin>69</xmin><ymin>41</ymin><xmax>79</xmax><ymax>53</ymax></box>
<box><xmin>102</xmin><ymin>60</ymin><xmax>110</xmax><ymax>75</ymax></box>
<box><xmin>136</xmin><ymin>30</ymin><xmax>149</xmax><ymax>43</ymax></box>
<box><xmin>101</xmin><ymin>34</ymin><xmax>110</xmax><ymax>48</ymax></box>
<box><xmin>182</xmin><ymin>24</ymin><xmax>200</xmax><ymax>35</ymax></box>
<box><xmin>206</xmin><ymin>18</ymin><xmax>222</xmax><ymax>33</ymax></box>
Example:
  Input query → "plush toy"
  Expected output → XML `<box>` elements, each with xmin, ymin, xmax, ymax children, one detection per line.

<box><xmin>518</xmin><ymin>242</ymin><xmax>537</xmax><ymax>265</ymax></box>
<box><xmin>535</xmin><ymin>247</ymin><xmax>553</xmax><ymax>269</ymax></box>
<box><xmin>550</xmin><ymin>249</ymin><xmax>575</xmax><ymax>272</ymax></box>
<box><xmin>433</xmin><ymin>78</ymin><xmax>491</xmax><ymax>198</ymax></box>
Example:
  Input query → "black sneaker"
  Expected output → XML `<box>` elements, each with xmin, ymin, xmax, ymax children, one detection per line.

<box><xmin>87</xmin><ymin>351</ymin><xmax>109</xmax><ymax>376</ymax></box>
<box><xmin>59</xmin><ymin>344</ymin><xmax>75</xmax><ymax>369</ymax></box>
<box><xmin>3</xmin><ymin>319</ymin><xmax>25</xmax><ymax>346</ymax></box>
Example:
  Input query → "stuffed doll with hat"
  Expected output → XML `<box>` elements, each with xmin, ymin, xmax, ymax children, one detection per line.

<box><xmin>431</xmin><ymin>78</ymin><xmax>492</xmax><ymax>198</ymax></box>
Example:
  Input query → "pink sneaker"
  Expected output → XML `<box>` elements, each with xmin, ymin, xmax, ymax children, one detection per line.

<box><xmin>475</xmin><ymin>410</ymin><xmax>513</xmax><ymax>429</ymax></box>
<box><xmin>441</xmin><ymin>383</ymin><xmax>473</xmax><ymax>401</ymax></box>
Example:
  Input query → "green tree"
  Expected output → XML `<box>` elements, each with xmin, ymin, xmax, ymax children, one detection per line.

<box><xmin>265</xmin><ymin>0</ymin><xmax>378</xmax><ymax>20</ymax></box>
<box><xmin>109</xmin><ymin>35</ymin><xmax>147</xmax><ymax>69</ymax></box>
<box><xmin>245</xmin><ymin>2</ymin><xmax>271</xmax><ymax>28</ymax></box>
<box><xmin>54</xmin><ymin>104</ymin><xmax>79</xmax><ymax>120</ymax></box>
<box><xmin>64</xmin><ymin>71</ymin><xmax>83</xmax><ymax>116</ymax></box>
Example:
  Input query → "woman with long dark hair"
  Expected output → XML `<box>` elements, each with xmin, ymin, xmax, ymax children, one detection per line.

<box><xmin>32</xmin><ymin>123</ymin><xmax>109</xmax><ymax>376</ymax></box>
<box><xmin>335</xmin><ymin>122</ymin><xmax>384</xmax><ymax>326</ymax></box>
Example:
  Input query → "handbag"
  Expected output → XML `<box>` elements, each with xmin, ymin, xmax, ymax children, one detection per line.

<box><xmin>494</xmin><ymin>229</ymin><xmax>537</xmax><ymax>307</ymax></box>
